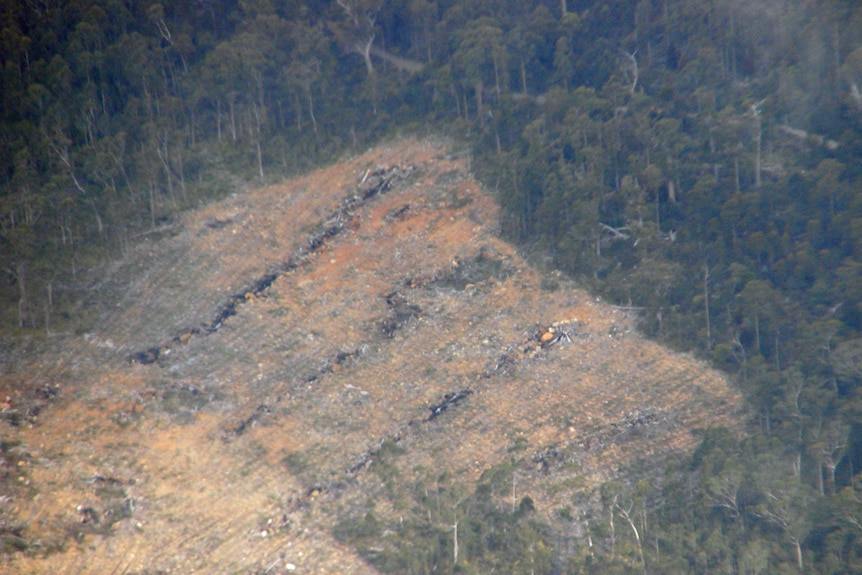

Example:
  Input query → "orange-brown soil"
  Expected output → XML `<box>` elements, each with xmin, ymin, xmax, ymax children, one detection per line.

<box><xmin>0</xmin><ymin>138</ymin><xmax>742</xmax><ymax>574</ymax></box>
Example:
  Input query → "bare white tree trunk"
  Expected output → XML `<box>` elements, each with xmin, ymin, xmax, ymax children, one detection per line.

<box><xmin>794</xmin><ymin>538</ymin><xmax>803</xmax><ymax>570</ymax></box>
<box><xmin>15</xmin><ymin>262</ymin><xmax>28</xmax><ymax>328</ymax></box>
<box><xmin>216</xmin><ymin>99</ymin><xmax>223</xmax><ymax>141</ymax></box>
<box><xmin>751</xmin><ymin>100</ymin><xmax>765</xmax><ymax>188</ymax></box>
<box><xmin>358</xmin><ymin>35</ymin><xmax>375</xmax><ymax>75</ymax></box>
<box><xmin>452</xmin><ymin>521</ymin><xmax>459</xmax><ymax>565</ymax></box>
<box><xmin>474</xmin><ymin>80</ymin><xmax>484</xmax><ymax>125</ymax></box>
<box><xmin>621</xmin><ymin>50</ymin><xmax>639</xmax><ymax>94</ymax></box>
<box><xmin>617</xmin><ymin>503</ymin><xmax>647</xmax><ymax>575</ymax></box>
<box><xmin>306</xmin><ymin>86</ymin><xmax>318</xmax><ymax>135</ymax></box>
<box><xmin>229</xmin><ymin>97</ymin><xmax>237</xmax><ymax>141</ymax></box>
<box><xmin>704</xmin><ymin>263</ymin><xmax>712</xmax><ymax>350</ymax></box>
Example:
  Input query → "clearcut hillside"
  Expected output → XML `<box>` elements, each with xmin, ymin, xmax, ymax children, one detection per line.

<box><xmin>1</xmin><ymin>139</ymin><xmax>741</xmax><ymax>574</ymax></box>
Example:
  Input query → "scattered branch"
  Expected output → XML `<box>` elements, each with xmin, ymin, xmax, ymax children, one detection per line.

<box><xmin>600</xmin><ymin>223</ymin><xmax>631</xmax><ymax>240</ymax></box>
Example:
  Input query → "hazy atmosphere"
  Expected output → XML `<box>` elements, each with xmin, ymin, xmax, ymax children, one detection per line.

<box><xmin>2</xmin><ymin>0</ymin><xmax>862</xmax><ymax>573</ymax></box>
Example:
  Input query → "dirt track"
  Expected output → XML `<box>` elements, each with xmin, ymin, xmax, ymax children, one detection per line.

<box><xmin>1</xmin><ymin>138</ymin><xmax>741</xmax><ymax>574</ymax></box>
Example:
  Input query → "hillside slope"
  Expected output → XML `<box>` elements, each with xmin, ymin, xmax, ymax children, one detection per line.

<box><xmin>1</xmin><ymin>139</ymin><xmax>741</xmax><ymax>574</ymax></box>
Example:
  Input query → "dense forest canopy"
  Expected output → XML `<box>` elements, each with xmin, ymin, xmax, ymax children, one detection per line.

<box><xmin>3</xmin><ymin>0</ymin><xmax>862</xmax><ymax>572</ymax></box>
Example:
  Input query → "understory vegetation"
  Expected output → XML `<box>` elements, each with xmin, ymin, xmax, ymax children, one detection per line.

<box><xmin>3</xmin><ymin>0</ymin><xmax>862</xmax><ymax>572</ymax></box>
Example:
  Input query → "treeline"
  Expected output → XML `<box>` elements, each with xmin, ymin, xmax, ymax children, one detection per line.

<box><xmin>3</xmin><ymin>0</ymin><xmax>862</xmax><ymax>571</ymax></box>
<box><xmin>0</xmin><ymin>0</ymin><xmax>396</xmax><ymax>332</ymax></box>
<box><xmin>335</xmin><ymin>431</ymin><xmax>862</xmax><ymax>574</ymax></box>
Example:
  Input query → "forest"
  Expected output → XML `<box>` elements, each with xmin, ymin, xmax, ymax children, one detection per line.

<box><xmin>2</xmin><ymin>0</ymin><xmax>862</xmax><ymax>572</ymax></box>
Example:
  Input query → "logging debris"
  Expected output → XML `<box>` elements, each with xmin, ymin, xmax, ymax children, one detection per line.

<box><xmin>428</xmin><ymin>390</ymin><xmax>473</xmax><ymax>421</ymax></box>
<box><xmin>129</xmin><ymin>164</ymin><xmax>414</xmax><ymax>365</ymax></box>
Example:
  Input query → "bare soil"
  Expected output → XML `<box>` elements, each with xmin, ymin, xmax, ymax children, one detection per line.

<box><xmin>0</xmin><ymin>138</ymin><xmax>742</xmax><ymax>574</ymax></box>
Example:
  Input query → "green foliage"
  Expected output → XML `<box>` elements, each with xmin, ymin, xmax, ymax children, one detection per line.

<box><xmin>4</xmin><ymin>0</ymin><xmax>862</xmax><ymax>571</ymax></box>
<box><xmin>336</xmin><ymin>467</ymin><xmax>555</xmax><ymax>575</ymax></box>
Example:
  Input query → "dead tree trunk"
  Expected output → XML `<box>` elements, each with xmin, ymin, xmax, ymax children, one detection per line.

<box><xmin>704</xmin><ymin>263</ymin><xmax>712</xmax><ymax>350</ymax></box>
<box><xmin>617</xmin><ymin>503</ymin><xmax>647</xmax><ymax>575</ymax></box>
<box><xmin>15</xmin><ymin>262</ymin><xmax>28</xmax><ymax>328</ymax></box>
<box><xmin>474</xmin><ymin>80</ymin><xmax>484</xmax><ymax>125</ymax></box>
<box><xmin>358</xmin><ymin>35</ymin><xmax>375</xmax><ymax>75</ymax></box>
